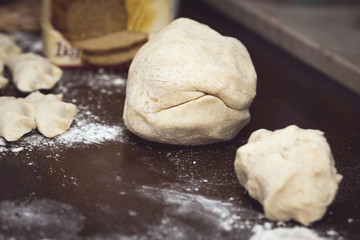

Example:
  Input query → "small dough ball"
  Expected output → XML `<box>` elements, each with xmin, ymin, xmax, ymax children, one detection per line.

<box><xmin>123</xmin><ymin>18</ymin><xmax>257</xmax><ymax>145</ymax></box>
<box><xmin>6</xmin><ymin>53</ymin><xmax>63</xmax><ymax>92</ymax></box>
<box><xmin>26</xmin><ymin>91</ymin><xmax>77</xmax><ymax>138</ymax></box>
<box><xmin>234</xmin><ymin>125</ymin><xmax>342</xmax><ymax>226</ymax></box>
<box><xmin>0</xmin><ymin>96</ymin><xmax>36</xmax><ymax>141</ymax></box>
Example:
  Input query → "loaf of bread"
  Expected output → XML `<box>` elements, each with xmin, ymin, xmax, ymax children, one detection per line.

<box><xmin>72</xmin><ymin>30</ymin><xmax>147</xmax><ymax>51</ymax></box>
<box><xmin>76</xmin><ymin>30</ymin><xmax>147</xmax><ymax>66</ymax></box>
<box><xmin>44</xmin><ymin>0</ymin><xmax>175</xmax><ymax>66</ymax></box>
<box><xmin>50</xmin><ymin>0</ymin><xmax>128</xmax><ymax>41</ymax></box>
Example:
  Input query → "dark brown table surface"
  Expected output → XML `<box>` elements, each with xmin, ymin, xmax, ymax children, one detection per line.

<box><xmin>1</xmin><ymin>1</ymin><xmax>359</xmax><ymax>239</ymax></box>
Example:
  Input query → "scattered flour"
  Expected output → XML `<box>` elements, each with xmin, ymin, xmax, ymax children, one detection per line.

<box><xmin>131</xmin><ymin>185</ymin><xmax>340</xmax><ymax>240</ymax></box>
<box><xmin>9</xmin><ymin>32</ymin><xmax>43</xmax><ymax>53</ymax></box>
<box><xmin>56</xmin><ymin>68</ymin><xmax>127</xmax><ymax>97</ymax></box>
<box><xmin>0</xmin><ymin>198</ymin><xmax>85</xmax><ymax>239</ymax></box>
<box><xmin>137</xmin><ymin>185</ymin><xmax>265</xmax><ymax>235</ymax></box>
<box><xmin>250</xmin><ymin>225</ymin><xmax>325</xmax><ymax>240</ymax></box>
<box><xmin>10</xmin><ymin>147</ymin><xmax>24</xmax><ymax>153</ymax></box>
<box><xmin>55</xmin><ymin>105</ymin><xmax>124</xmax><ymax>145</ymax></box>
<box><xmin>326</xmin><ymin>229</ymin><xmax>338</xmax><ymax>237</ymax></box>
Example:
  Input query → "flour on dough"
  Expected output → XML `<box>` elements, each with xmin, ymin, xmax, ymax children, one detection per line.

<box><xmin>26</xmin><ymin>91</ymin><xmax>77</xmax><ymax>138</ymax></box>
<box><xmin>6</xmin><ymin>53</ymin><xmax>62</xmax><ymax>92</ymax></box>
<box><xmin>234</xmin><ymin>125</ymin><xmax>342</xmax><ymax>226</ymax></box>
<box><xmin>0</xmin><ymin>96</ymin><xmax>36</xmax><ymax>141</ymax></box>
<box><xmin>123</xmin><ymin>18</ymin><xmax>257</xmax><ymax>145</ymax></box>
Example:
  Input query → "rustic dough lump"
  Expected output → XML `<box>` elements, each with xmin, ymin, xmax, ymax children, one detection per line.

<box><xmin>123</xmin><ymin>18</ymin><xmax>257</xmax><ymax>145</ymax></box>
<box><xmin>234</xmin><ymin>125</ymin><xmax>342</xmax><ymax>226</ymax></box>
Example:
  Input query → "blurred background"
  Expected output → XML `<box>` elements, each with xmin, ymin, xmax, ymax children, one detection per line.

<box><xmin>0</xmin><ymin>0</ymin><xmax>359</xmax><ymax>94</ymax></box>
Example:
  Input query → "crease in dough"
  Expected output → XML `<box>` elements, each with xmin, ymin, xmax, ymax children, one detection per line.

<box><xmin>156</xmin><ymin>91</ymin><xmax>206</xmax><ymax>112</ymax></box>
<box><xmin>0</xmin><ymin>96</ymin><xmax>36</xmax><ymax>141</ymax></box>
<box><xmin>25</xmin><ymin>91</ymin><xmax>77</xmax><ymax>138</ymax></box>
<box><xmin>6</xmin><ymin>53</ymin><xmax>63</xmax><ymax>92</ymax></box>
<box><xmin>234</xmin><ymin>125</ymin><xmax>342</xmax><ymax>226</ymax></box>
<box><xmin>148</xmin><ymin>95</ymin><xmax>251</xmax><ymax>145</ymax></box>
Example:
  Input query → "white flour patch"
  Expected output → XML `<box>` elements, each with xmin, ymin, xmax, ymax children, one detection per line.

<box><xmin>0</xmin><ymin>198</ymin><xmax>85</xmax><ymax>239</ymax></box>
<box><xmin>57</xmin><ymin>68</ymin><xmax>127</xmax><ymax>97</ymax></box>
<box><xmin>55</xmin><ymin>105</ymin><xmax>124</xmax><ymax>145</ymax></box>
<box><xmin>9</xmin><ymin>32</ymin><xmax>43</xmax><ymax>54</ymax></box>
<box><xmin>89</xmin><ymin>70</ymin><xmax>126</xmax><ymax>96</ymax></box>
<box><xmin>326</xmin><ymin>229</ymin><xmax>338</xmax><ymax>237</ymax></box>
<box><xmin>128</xmin><ymin>185</ymin><xmax>337</xmax><ymax>240</ymax></box>
<box><xmin>250</xmin><ymin>225</ymin><xmax>325</xmax><ymax>240</ymax></box>
<box><xmin>11</xmin><ymin>147</ymin><xmax>24</xmax><ymax>154</ymax></box>
<box><xmin>57</xmin><ymin>122</ymin><xmax>123</xmax><ymax>145</ymax></box>
<box><xmin>136</xmin><ymin>185</ymin><xmax>265</xmax><ymax>237</ymax></box>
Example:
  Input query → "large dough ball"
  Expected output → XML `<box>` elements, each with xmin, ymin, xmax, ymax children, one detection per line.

<box><xmin>234</xmin><ymin>125</ymin><xmax>343</xmax><ymax>226</ymax></box>
<box><xmin>123</xmin><ymin>18</ymin><xmax>257</xmax><ymax>145</ymax></box>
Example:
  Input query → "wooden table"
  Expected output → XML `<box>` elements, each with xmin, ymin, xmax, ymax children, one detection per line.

<box><xmin>0</xmin><ymin>1</ymin><xmax>359</xmax><ymax>239</ymax></box>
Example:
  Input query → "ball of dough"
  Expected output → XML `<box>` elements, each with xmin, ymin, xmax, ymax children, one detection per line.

<box><xmin>234</xmin><ymin>125</ymin><xmax>343</xmax><ymax>226</ymax></box>
<box><xmin>123</xmin><ymin>18</ymin><xmax>257</xmax><ymax>145</ymax></box>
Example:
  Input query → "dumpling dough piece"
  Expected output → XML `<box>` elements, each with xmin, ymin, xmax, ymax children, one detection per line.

<box><xmin>0</xmin><ymin>75</ymin><xmax>8</xmax><ymax>91</ymax></box>
<box><xmin>234</xmin><ymin>125</ymin><xmax>343</xmax><ymax>226</ymax></box>
<box><xmin>0</xmin><ymin>33</ymin><xmax>21</xmax><ymax>62</ymax></box>
<box><xmin>6</xmin><ymin>53</ymin><xmax>63</xmax><ymax>92</ymax></box>
<box><xmin>0</xmin><ymin>33</ymin><xmax>20</xmax><ymax>89</ymax></box>
<box><xmin>1</xmin><ymin>61</ymin><xmax>8</xmax><ymax>91</ymax></box>
<box><xmin>26</xmin><ymin>91</ymin><xmax>77</xmax><ymax>138</ymax></box>
<box><xmin>123</xmin><ymin>18</ymin><xmax>257</xmax><ymax>145</ymax></box>
<box><xmin>0</xmin><ymin>96</ymin><xmax>36</xmax><ymax>141</ymax></box>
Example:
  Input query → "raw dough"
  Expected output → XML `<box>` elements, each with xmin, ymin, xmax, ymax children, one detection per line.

<box><xmin>26</xmin><ymin>91</ymin><xmax>77</xmax><ymax>138</ymax></box>
<box><xmin>123</xmin><ymin>18</ymin><xmax>257</xmax><ymax>145</ymax></box>
<box><xmin>0</xmin><ymin>33</ymin><xmax>21</xmax><ymax>62</ymax></box>
<box><xmin>0</xmin><ymin>96</ymin><xmax>36</xmax><ymax>141</ymax></box>
<box><xmin>0</xmin><ymin>33</ymin><xmax>20</xmax><ymax>90</ymax></box>
<box><xmin>234</xmin><ymin>125</ymin><xmax>342</xmax><ymax>226</ymax></box>
<box><xmin>0</xmin><ymin>75</ymin><xmax>8</xmax><ymax>91</ymax></box>
<box><xmin>6</xmin><ymin>53</ymin><xmax>63</xmax><ymax>92</ymax></box>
